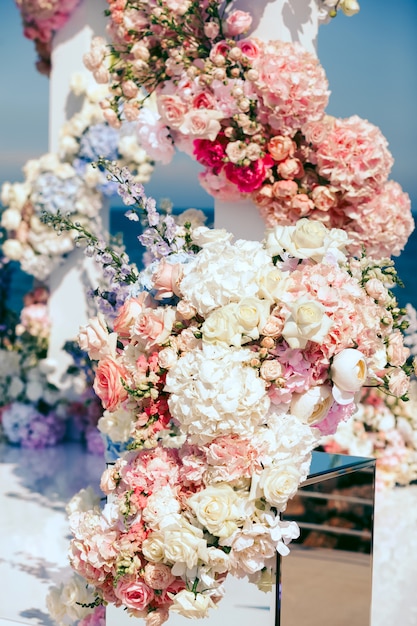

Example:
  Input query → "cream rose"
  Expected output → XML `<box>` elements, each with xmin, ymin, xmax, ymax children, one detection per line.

<box><xmin>330</xmin><ymin>348</ymin><xmax>367</xmax><ymax>404</ymax></box>
<box><xmin>142</xmin><ymin>532</ymin><xmax>166</xmax><ymax>563</ymax></box>
<box><xmin>170</xmin><ymin>590</ymin><xmax>216</xmax><ymax>619</ymax></box>
<box><xmin>282</xmin><ymin>298</ymin><xmax>333</xmax><ymax>349</ymax></box>
<box><xmin>201</xmin><ymin>303</ymin><xmax>242</xmax><ymax>347</ymax></box>
<box><xmin>162</xmin><ymin>519</ymin><xmax>208</xmax><ymax>573</ymax></box>
<box><xmin>258</xmin><ymin>464</ymin><xmax>302</xmax><ymax>510</ymax></box>
<box><xmin>290</xmin><ymin>385</ymin><xmax>333</xmax><ymax>425</ymax></box>
<box><xmin>187</xmin><ymin>483</ymin><xmax>246</xmax><ymax>538</ymax></box>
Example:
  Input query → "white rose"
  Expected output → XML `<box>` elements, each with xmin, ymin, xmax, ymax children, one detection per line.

<box><xmin>258</xmin><ymin>464</ymin><xmax>302</xmax><ymax>510</ymax></box>
<box><xmin>2</xmin><ymin>238</ymin><xmax>23</xmax><ymax>261</ymax></box>
<box><xmin>330</xmin><ymin>348</ymin><xmax>367</xmax><ymax>404</ymax></box>
<box><xmin>191</xmin><ymin>226</ymin><xmax>233</xmax><ymax>247</ymax></box>
<box><xmin>188</xmin><ymin>483</ymin><xmax>246</xmax><ymax>538</ymax></box>
<box><xmin>142</xmin><ymin>531</ymin><xmax>166</xmax><ymax>563</ymax></box>
<box><xmin>235</xmin><ymin>297</ymin><xmax>271</xmax><ymax>341</ymax></box>
<box><xmin>162</xmin><ymin>518</ymin><xmax>208</xmax><ymax>573</ymax></box>
<box><xmin>290</xmin><ymin>385</ymin><xmax>333</xmax><ymax>425</ymax></box>
<box><xmin>158</xmin><ymin>346</ymin><xmax>178</xmax><ymax>369</ymax></box>
<box><xmin>282</xmin><ymin>298</ymin><xmax>333</xmax><ymax>349</ymax></box>
<box><xmin>201</xmin><ymin>303</ymin><xmax>242</xmax><ymax>347</ymax></box>
<box><xmin>256</xmin><ymin>267</ymin><xmax>290</xmax><ymax>302</ymax></box>
<box><xmin>170</xmin><ymin>589</ymin><xmax>216</xmax><ymax>619</ymax></box>
<box><xmin>1</xmin><ymin>207</ymin><xmax>22</xmax><ymax>230</ymax></box>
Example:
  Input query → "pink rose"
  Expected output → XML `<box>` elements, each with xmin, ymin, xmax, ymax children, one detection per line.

<box><xmin>209</xmin><ymin>41</ymin><xmax>231</xmax><ymax>63</ymax></box>
<box><xmin>260</xmin><ymin>360</ymin><xmax>282</xmax><ymax>381</ymax></box>
<box><xmin>224</xmin><ymin>10</ymin><xmax>252</xmax><ymax>36</ymax></box>
<box><xmin>277</xmin><ymin>158</ymin><xmax>304</xmax><ymax>180</ymax></box>
<box><xmin>268</xmin><ymin>136</ymin><xmax>295</xmax><ymax>161</ymax></box>
<box><xmin>134</xmin><ymin>307</ymin><xmax>176</xmax><ymax>351</ymax></box>
<box><xmin>193</xmin><ymin>139</ymin><xmax>226</xmax><ymax>170</ymax></box>
<box><xmin>179</xmin><ymin>109</ymin><xmax>222</xmax><ymax>141</ymax></box>
<box><xmin>122</xmin><ymin>80</ymin><xmax>139</xmax><ymax>99</ymax></box>
<box><xmin>260</xmin><ymin>315</ymin><xmax>284</xmax><ymax>338</ymax></box>
<box><xmin>158</xmin><ymin>95</ymin><xmax>187</xmax><ymax>129</ymax></box>
<box><xmin>143</xmin><ymin>563</ymin><xmax>176</xmax><ymax>590</ymax></box>
<box><xmin>93</xmin><ymin>357</ymin><xmax>128</xmax><ymax>412</ymax></box>
<box><xmin>113</xmin><ymin>293</ymin><xmax>150</xmax><ymax>339</ymax></box>
<box><xmin>78</xmin><ymin>314</ymin><xmax>114</xmax><ymax>361</ymax></box>
<box><xmin>192</xmin><ymin>92</ymin><xmax>217</xmax><ymax>110</ymax></box>
<box><xmin>115</xmin><ymin>578</ymin><xmax>155</xmax><ymax>611</ymax></box>
<box><xmin>237</xmin><ymin>38</ymin><xmax>261</xmax><ymax>60</ymax></box>
<box><xmin>152</xmin><ymin>260</ymin><xmax>183</xmax><ymax>300</ymax></box>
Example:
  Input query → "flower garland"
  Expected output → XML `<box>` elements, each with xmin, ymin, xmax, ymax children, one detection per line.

<box><xmin>1</xmin><ymin>74</ymin><xmax>154</xmax><ymax>281</ymax></box>
<box><xmin>85</xmin><ymin>0</ymin><xmax>412</xmax><ymax>259</ymax></box>
<box><xmin>14</xmin><ymin>0</ymin><xmax>82</xmax><ymax>74</ymax></box>
<box><xmin>45</xmin><ymin>162</ymin><xmax>412</xmax><ymax>624</ymax></box>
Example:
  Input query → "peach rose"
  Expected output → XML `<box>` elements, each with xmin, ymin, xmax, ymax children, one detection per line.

<box><xmin>152</xmin><ymin>260</ymin><xmax>183</xmax><ymax>300</ymax></box>
<box><xmin>291</xmin><ymin>194</ymin><xmax>314</xmax><ymax>216</ymax></box>
<box><xmin>267</xmin><ymin>136</ymin><xmax>295</xmax><ymax>161</ymax></box>
<box><xmin>158</xmin><ymin>95</ymin><xmax>187</xmax><ymax>129</ymax></box>
<box><xmin>278</xmin><ymin>158</ymin><xmax>304</xmax><ymax>180</ymax></box>
<box><xmin>272</xmin><ymin>180</ymin><xmax>298</xmax><ymax>200</ymax></box>
<box><xmin>311</xmin><ymin>185</ymin><xmax>337</xmax><ymax>212</ymax></box>
<box><xmin>93</xmin><ymin>357</ymin><xmax>129</xmax><ymax>412</ymax></box>
<box><xmin>143</xmin><ymin>563</ymin><xmax>176</xmax><ymax>590</ymax></box>
<box><xmin>113</xmin><ymin>293</ymin><xmax>150</xmax><ymax>339</ymax></box>
<box><xmin>78</xmin><ymin>313</ymin><xmax>116</xmax><ymax>360</ymax></box>
<box><xmin>134</xmin><ymin>307</ymin><xmax>177</xmax><ymax>351</ymax></box>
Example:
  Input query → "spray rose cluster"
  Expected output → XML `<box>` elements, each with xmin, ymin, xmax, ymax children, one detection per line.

<box><xmin>85</xmin><ymin>0</ymin><xmax>412</xmax><ymax>258</ymax></box>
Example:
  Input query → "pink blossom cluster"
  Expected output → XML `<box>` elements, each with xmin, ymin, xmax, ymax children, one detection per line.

<box><xmin>323</xmin><ymin>383</ymin><xmax>417</xmax><ymax>490</ymax></box>
<box><xmin>15</xmin><ymin>0</ymin><xmax>81</xmax><ymax>74</ymax></box>
<box><xmin>85</xmin><ymin>0</ymin><xmax>413</xmax><ymax>258</ymax></box>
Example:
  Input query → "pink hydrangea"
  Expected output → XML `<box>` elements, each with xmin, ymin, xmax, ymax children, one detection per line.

<box><xmin>346</xmin><ymin>181</ymin><xmax>415</xmax><ymax>259</ymax></box>
<box><xmin>315</xmin><ymin>115</ymin><xmax>394</xmax><ymax>202</ymax></box>
<box><xmin>252</xmin><ymin>40</ymin><xmax>330</xmax><ymax>135</ymax></box>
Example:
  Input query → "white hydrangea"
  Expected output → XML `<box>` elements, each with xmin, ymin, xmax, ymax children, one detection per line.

<box><xmin>165</xmin><ymin>343</ymin><xmax>270</xmax><ymax>445</ymax></box>
<box><xmin>179</xmin><ymin>238</ymin><xmax>273</xmax><ymax>317</ymax></box>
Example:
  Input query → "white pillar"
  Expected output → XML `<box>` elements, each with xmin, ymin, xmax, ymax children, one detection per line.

<box><xmin>214</xmin><ymin>0</ymin><xmax>320</xmax><ymax>241</ymax></box>
<box><xmin>47</xmin><ymin>0</ymin><xmax>109</xmax><ymax>388</ymax></box>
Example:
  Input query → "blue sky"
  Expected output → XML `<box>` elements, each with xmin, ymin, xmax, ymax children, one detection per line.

<box><xmin>0</xmin><ymin>0</ymin><xmax>416</xmax><ymax>210</ymax></box>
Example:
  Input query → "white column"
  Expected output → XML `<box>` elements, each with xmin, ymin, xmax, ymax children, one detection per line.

<box><xmin>214</xmin><ymin>0</ymin><xmax>320</xmax><ymax>241</ymax></box>
<box><xmin>47</xmin><ymin>0</ymin><xmax>109</xmax><ymax>388</ymax></box>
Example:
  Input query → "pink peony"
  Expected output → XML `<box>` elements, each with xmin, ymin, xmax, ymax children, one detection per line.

<box><xmin>224</xmin><ymin>155</ymin><xmax>274</xmax><ymax>193</ymax></box>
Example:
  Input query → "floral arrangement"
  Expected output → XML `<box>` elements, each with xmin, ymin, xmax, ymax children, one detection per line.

<box><xmin>0</xmin><ymin>153</ymin><xmax>103</xmax><ymax>280</ymax></box>
<box><xmin>14</xmin><ymin>0</ymin><xmax>81</xmax><ymax>74</ymax></box>
<box><xmin>1</xmin><ymin>73</ymin><xmax>154</xmax><ymax>281</ymax></box>
<box><xmin>0</xmin><ymin>285</ymin><xmax>68</xmax><ymax>448</ymax></box>
<box><xmin>323</xmin><ymin>383</ymin><xmax>417</xmax><ymax>491</ymax></box>
<box><xmin>0</xmin><ymin>285</ymin><xmax>104</xmax><ymax>451</ymax></box>
<box><xmin>323</xmin><ymin>303</ymin><xmax>417</xmax><ymax>491</ymax></box>
<box><xmin>46</xmin><ymin>163</ymin><xmax>412</xmax><ymax>624</ymax></box>
<box><xmin>59</xmin><ymin>74</ymin><xmax>154</xmax><ymax>195</ymax></box>
<box><xmin>85</xmin><ymin>0</ymin><xmax>412</xmax><ymax>259</ymax></box>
